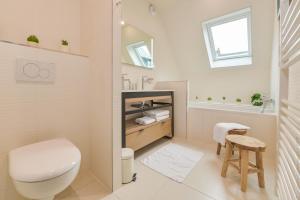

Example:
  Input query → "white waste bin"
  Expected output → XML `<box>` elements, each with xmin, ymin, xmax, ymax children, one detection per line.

<box><xmin>122</xmin><ymin>148</ymin><xmax>135</xmax><ymax>184</ymax></box>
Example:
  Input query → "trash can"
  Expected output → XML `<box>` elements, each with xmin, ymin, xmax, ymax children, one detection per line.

<box><xmin>122</xmin><ymin>148</ymin><xmax>135</xmax><ymax>184</ymax></box>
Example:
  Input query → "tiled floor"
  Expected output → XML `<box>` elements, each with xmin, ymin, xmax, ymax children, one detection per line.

<box><xmin>60</xmin><ymin>138</ymin><xmax>278</xmax><ymax>200</ymax></box>
<box><xmin>55</xmin><ymin>171</ymin><xmax>110</xmax><ymax>200</ymax></box>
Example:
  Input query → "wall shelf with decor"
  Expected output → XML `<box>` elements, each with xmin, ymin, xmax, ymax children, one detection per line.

<box><xmin>0</xmin><ymin>40</ymin><xmax>88</xmax><ymax>58</ymax></box>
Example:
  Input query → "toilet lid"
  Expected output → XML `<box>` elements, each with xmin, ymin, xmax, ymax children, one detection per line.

<box><xmin>9</xmin><ymin>138</ymin><xmax>81</xmax><ymax>182</ymax></box>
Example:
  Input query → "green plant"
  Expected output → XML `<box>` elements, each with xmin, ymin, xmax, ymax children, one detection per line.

<box><xmin>27</xmin><ymin>35</ymin><xmax>39</xmax><ymax>43</ymax></box>
<box><xmin>207</xmin><ymin>97</ymin><xmax>212</xmax><ymax>101</ymax></box>
<box><xmin>236</xmin><ymin>98</ymin><xmax>242</xmax><ymax>103</ymax></box>
<box><xmin>222</xmin><ymin>96</ymin><xmax>226</xmax><ymax>101</ymax></box>
<box><xmin>251</xmin><ymin>93</ymin><xmax>263</xmax><ymax>106</ymax></box>
<box><xmin>61</xmin><ymin>40</ymin><xmax>69</xmax><ymax>46</ymax></box>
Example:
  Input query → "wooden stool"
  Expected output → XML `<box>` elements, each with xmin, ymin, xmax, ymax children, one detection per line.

<box><xmin>221</xmin><ymin>135</ymin><xmax>266</xmax><ymax>192</ymax></box>
<box><xmin>216</xmin><ymin>129</ymin><xmax>248</xmax><ymax>155</ymax></box>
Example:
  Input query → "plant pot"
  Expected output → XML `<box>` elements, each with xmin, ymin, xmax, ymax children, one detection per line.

<box><xmin>60</xmin><ymin>45</ymin><xmax>69</xmax><ymax>52</ymax></box>
<box><xmin>27</xmin><ymin>41</ymin><xmax>39</xmax><ymax>47</ymax></box>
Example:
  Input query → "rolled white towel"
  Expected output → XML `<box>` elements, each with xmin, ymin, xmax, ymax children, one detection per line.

<box><xmin>135</xmin><ymin>116</ymin><xmax>155</xmax><ymax>125</ymax></box>
<box><xmin>213</xmin><ymin>123</ymin><xmax>250</xmax><ymax>145</ymax></box>
<box><xmin>144</xmin><ymin>109</ymin><xmax>170</xmax><ymax>117</ymax></box>
<box><xmin>155</xmin><ymin>115</ymin><xmax>169</xmax><ymax>122</ymax></box>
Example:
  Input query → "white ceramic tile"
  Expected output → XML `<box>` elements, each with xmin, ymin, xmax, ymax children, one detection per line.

<box><xmin>55</xmin><ymin>187</ymin><xmax>80</xmax><ymax>200</ymax></box>
<box><xmin>0</xmin><ymin>42</ymin><xmax>91</xmax><ymax>198</ymax></box>
<box><xmin>0</xmin><ymin>153</ymin><xmax>7</xmax><ymax>190</ymax></box>
<box><xmin>101</xmin><ymin>194</ymin><xmax>119</xmax><ymax>200</ymax></box>
<box><xmin>153</xmin><ymin>180</ymin><xmax>214</xmax><ymax>200</ymax></box>
<box><xmin>71</xmin><ymin>171</ymin><xmax>98</xmax><ymax>191</ymax></box>
<box><xmin>0</xmin><ymin>190</ymin><xmax>5</xmax><ymax>200</ymax></box>
<box><xmin>181</xmin><ymin>141</ymin><xmax>277</xmax><ymax>200</ymax></box>
<box><xmin>113</xmin><ymin>139</ymin><xmax>277</xmax><ymax>200</ymax></box>
<box><xmin>75</xmin><ymin>181</ymin><xmax>109</xmax><ymax>200</ymax></box>
<box><xmin>114</xmin><ymin>161</ymin><xmax>169</xmax><ymax>200</ymax></box>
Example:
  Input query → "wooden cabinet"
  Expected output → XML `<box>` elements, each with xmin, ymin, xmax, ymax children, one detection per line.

<box><xmin>122</xmin><ymin>91</ymin><xmax>174</xmax><ymax>151</ymax></box>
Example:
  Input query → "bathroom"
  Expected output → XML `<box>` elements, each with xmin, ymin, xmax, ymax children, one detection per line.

<box><xmin>0</xmin><ymin>0</ymin><xmax>299</xmax><ymax>200</ymax></box>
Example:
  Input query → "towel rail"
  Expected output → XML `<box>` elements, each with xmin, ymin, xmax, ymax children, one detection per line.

<box><xmin>281</xmin><ymin>99</ymin><xmax>300</xmax><ymax>111</ymax></box>
<box><xmin>282</xmin><ymin>0</ymin><xmax>300</xmax><ymax>42</ymax></box>
<box><xmin>282</xmin><ymin>24</ymin><xmax>300</xmax><ymax>53</ymax></box>
<box><xmin>281</xmin><ymin>0</ymin><xmax>299</xmax><ymax>31</ymax></box>
<box><xmin>280</xmin><ymin>108</ymin><xmax>300</xmax><ymax>128</ymax></box>
<box><xmin>282</xmin><ymin>37</ymin><xmax>300</xmax><ymax>60</ymax></box>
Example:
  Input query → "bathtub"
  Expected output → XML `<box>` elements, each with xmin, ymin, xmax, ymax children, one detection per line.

<box><xmin>189</xmin><ymin>101</ymin><xmax>275</xmax><ymax>114</ymax></box>
<box><xmin>187</xmin><ymin>101</ymin><xmax>278</xmax><ymax>157</ymax></box>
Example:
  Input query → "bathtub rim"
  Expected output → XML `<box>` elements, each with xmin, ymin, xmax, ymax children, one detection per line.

<box><xmin>188</xmin><ymin>103</ymin><xmax>278</xmax><ymax>117</ymax></box>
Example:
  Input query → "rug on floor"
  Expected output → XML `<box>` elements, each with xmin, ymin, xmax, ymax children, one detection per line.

<box><xmin>141</xmin><ymin>143</ymin><xmax>204</xmax><ymax>182</ymax></box>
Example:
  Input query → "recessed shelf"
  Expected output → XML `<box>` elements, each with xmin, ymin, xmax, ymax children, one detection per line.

<box><xmin>0</xmin><ymin>40</ymin><xmax>88</xmax><ymax>58</ymax></box>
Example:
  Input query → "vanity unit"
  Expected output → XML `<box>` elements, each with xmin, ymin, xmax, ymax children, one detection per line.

<box><xmin>122</xmin><ymin>91</ymin><xmax>174</xmax><ymax>151</ymax></box>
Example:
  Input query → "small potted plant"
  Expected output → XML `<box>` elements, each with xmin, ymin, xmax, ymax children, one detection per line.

<box><xmin>222</xmin><ymin>96</ymin><xmax>226</xmax><ymax>103</ymax></box>
<box><xmin>236</xmin><ymin>98</ymin><xmax>242</xmax><ymax>103</ymax></box>
<box><xmin>27</xmin><ymin>35</ymin><xmax>39</xmax><ymax>47</ymax></box>
<box><xmin>60</xmin><ymin>40</ymin><xmax>69</xmax><ymax>52</ymax></box>
<box><xmin>207</xmin><ymin>97</ymin><xmax>212</xmax><ymax>101</ymax></box>
<box><xmin>251</xmin><ymin>93</ymin><xmax>263</xmax><ymax>106</ymax></box>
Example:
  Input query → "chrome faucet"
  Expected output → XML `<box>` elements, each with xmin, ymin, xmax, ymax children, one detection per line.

<box><xmin>121</xmin><ymin>74</ymin><xmax>131</xmax><ymax>90</ymax></box>
<box><xmin>142</xmin><ymin>75</ymin><xmax>154</xmax><ymax>90</ymax></box>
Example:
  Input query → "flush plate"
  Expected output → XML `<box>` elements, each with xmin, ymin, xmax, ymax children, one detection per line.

<box><xmin>15</xmin><ymin>58</ymin><xmax>55</xmax><ymax>83</ymax></box>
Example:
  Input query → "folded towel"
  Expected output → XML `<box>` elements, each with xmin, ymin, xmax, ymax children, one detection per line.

<box><xmin>135</xmin><ymin>116</ymin><xmax>155</xmax><ymax>125</ymax></box>
<box><xmin>144</xmin><ymin>109</ymin><xmax>170</xmax><ymax>117</ymax></box>
<box><xmin>155</xmin><ymin>115</ymin><xmax>169</xmax><ymax>122</ymax></box>
<box><xmin>213</xmin><ymin>123</ymin><xmax>250</xmax><ymax>145</ymax></box>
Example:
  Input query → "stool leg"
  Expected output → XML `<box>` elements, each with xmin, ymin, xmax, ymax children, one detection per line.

<box><xmin>221</xmin><ymin>142</ymin><xmax>233</xmax><ymax>177</ymax></box>
<box><xmin>256</xmin><ymin>152</ymin><xmax>265</xmax><ymax>188</ymax></box>
<box><xmin>238</xmin><ymin>149</ymin><xmax>242</xmax><ymax>173</ymax></box>
<box><xmin>217</xmin><ymin>143</ymin><xmax>222</xmax><ymax>155</ymax></box>
<box><xmin>240</xmin><ymin>149</ymin><xmax>249</xmax><ymax>192</ymax></box>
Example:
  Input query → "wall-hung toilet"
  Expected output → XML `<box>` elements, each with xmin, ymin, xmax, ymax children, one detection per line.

<box><xmin>9</xmin><ymin>138</ymin><xmax>81</xmax><ymax>200</ymax></box>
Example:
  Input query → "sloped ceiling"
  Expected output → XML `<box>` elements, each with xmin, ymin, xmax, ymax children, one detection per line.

<box><xmin>147</xmin><ymin>0</ymin><xmax>275</xmax><ymax>102</ymax></box>
<box><xmin>148</xmin><ymin>0</ymin><xmax>176</xmax><ymax>11</ymax></box>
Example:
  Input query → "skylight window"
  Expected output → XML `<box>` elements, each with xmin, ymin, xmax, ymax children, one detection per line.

<box><xmin>202</xmin><ymin>8</ymin><xmax>252</xmax><ymax>68</ymax></box>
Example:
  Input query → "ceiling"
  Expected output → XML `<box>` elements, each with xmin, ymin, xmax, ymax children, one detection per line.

<box><xmin>148</xmin><ymin>0</ymin><xmax>176</xmax><ymax>12</ymax></box>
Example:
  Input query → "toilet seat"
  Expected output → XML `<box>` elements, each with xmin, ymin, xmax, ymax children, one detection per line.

<box><xmin>9</xmin><ymin>138</ymin><xmax>81</xmax><ymax>183</ymax></box>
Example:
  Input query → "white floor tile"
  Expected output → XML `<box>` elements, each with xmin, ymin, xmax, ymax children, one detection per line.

<box><xmin>153</xmin><ymin>180</ymin><xmax>214</xmax><ymax>200</ymax></box>
<box><xmin>114</xmin><ymin>162</ymin><xmax>169</xmax><ymax>200</ymax></box>
<box><xmin>56</xmin><ymin>138</ymin><xmax>278</xmax><ymax>200</ymax></box>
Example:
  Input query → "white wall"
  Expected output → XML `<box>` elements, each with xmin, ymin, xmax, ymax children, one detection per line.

<box><xmin>0</xmin><ymin>42</ymin><xmax>91</xmax><ymax>199</ymax></box>
<box><xmin>0</xmin><ymin>0</ymin><xmax>115</xmax><ymax>193</ymax></box>
<box><xmin>270</xmin><ymin>9</ymin><xmax>280</xmax><ymax>112</ymax></box>
<box><xmin>80</xmin><ymin>0</ymin><xmax>113</xmax><ymax>191</ymax></box>
<box><xmin>122</xmin><ymin>0</ymin><xmax>181</xmax><ymax>90</ymax></box>
<box><xmin>153</xmin><ymin>0</ymin><xmax>275</xmax><ymax>103</ymax></box>
<box><xmin>0</xmin><ymin>0</ymin><xmax>81</xmax><ymax>54</ymax></box>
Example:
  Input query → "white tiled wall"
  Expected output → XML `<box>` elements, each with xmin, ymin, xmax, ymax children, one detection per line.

<box><xmin>0</xmin><ymin>41</ymin><xmax>91</xmax><ymax>199</ymax></box>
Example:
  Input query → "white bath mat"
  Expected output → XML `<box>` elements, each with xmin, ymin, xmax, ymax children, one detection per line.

<box><xmin>141</xmin><ymin>143</ymin><xmax>203</xmax><ymax>182</ymax></box>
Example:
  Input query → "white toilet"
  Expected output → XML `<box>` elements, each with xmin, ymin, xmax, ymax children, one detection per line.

<box><xmin>9</xmin><ymin>138</ymin><xmax>81</xmax><ymax>200</ymax></box>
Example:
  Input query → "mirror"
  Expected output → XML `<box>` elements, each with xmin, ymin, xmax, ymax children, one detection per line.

<box><xmin>121</xmin><ymin>24</ymin><xmax>154</xmax><ymax>69</ymax></box>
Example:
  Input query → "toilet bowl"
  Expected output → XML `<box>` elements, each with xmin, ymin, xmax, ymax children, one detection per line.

<box><xmin>9</xmin><ymin>138</ymin><xmax>81</xmax><ymax>200</ymax></box>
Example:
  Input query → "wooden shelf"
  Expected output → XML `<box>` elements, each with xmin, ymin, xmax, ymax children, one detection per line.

<box><xmin>122</xmin><ymin>90</ymin><xmax>174</xmax><ymax>149</ymax></box>
<box><xmin>126</xmin><ymin>118</ymin><xmax>171</xmax><ymax>135</ymax></box>
<box><xmin>125</xmin><ymin>103</ymin><xmax>172</xmax><ymax>115</ymax></box>
<box><xmin>125</xmin><ymin>95</ymin><xmax>171</xmax><ymax>103</ymax></box>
